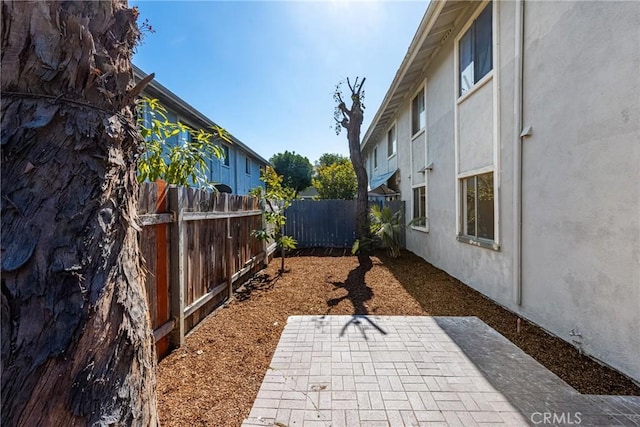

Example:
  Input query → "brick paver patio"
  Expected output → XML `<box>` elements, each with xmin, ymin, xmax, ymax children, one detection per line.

<box><xmin>241</xmin><ymin>316</ymin><xmax>640</xmax><ymax>426</ymax></box>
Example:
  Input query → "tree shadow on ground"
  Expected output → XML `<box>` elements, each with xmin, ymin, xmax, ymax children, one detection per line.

<box><xmin>289</xmin><ymin>248</ymin><xmax>354</xmax><ymax>258</ymax></box>
<box><xmin>234</xmin><ymin>273</ymin><xmax>278</xmax><ymax>301</ymax></box>
<box><xmin>325</xmin><ymin>255</ymin><xmax>388</xmax><ymax>339</ymax></box>
<box><xmin>326</xmin><ymin>255</ymin><xmax>374</xmax><ymax>315</ymax></box>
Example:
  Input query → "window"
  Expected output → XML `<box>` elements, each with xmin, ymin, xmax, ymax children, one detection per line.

<box><xmin>222</xmin><ymin>145</ymin><xmax>230</xmax><ymax>167</ymax></box>
<box><xmin>459</xmin><ymin>2</ymin><xmax>493</xmax><ymax>96</ymax></box>
<box><xmin>245</xmin><ymin>157</ymin><xmax>251</xmax><ymax>175</ymax></box>
<box><xmin>412</xmin><ymin>186</ymin><xmax>426</xmax><ymax>228</ymax></box>
<box><xmin>387</xmin><ymin>125</ymin><xmax>396</xmax><ymax>157</ymax></box>
<box><xmin>462</xmin><ymin>172</ymin><xmax>494</xmax><ymax>240</ymax></box>
<box><xmin>139</xmin><ymin>100</ymin><xmax>152</xmax><ymax>128</ymax></box>
<box><xmin>373</xmin><ymin>147</ymin><xmax>378</xmax><ymax>169</ymax></box>
<box><xmin>179</xmin><ymin>127</ymin><xmax>191</xmax><ymax>144</ymax></box>
<box><xmin>411</xmin><ymin>88</ymin><xmax>426</xmax><ymax>135</ymax></box>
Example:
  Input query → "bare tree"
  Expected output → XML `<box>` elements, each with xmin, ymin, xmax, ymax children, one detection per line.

<box><xmin>334</xmin><ymin>77</ymin><xmax>371</xmax><ymax>265</ymax></box>
<box><xmin>1</xmin><ymin>1</ymin><xmax>158</xmax><ymax>425</ymax></box>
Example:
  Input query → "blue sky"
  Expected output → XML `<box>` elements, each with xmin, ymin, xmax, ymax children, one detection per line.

<box><xmin>132</xmin><ymin>1</ymin><xmax>428</xmax><ymax>165</ymax></box>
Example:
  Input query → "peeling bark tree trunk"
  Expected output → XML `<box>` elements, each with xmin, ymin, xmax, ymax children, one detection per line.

<box><xmin>1</xmin><ymin>1</ymin><xmax>158</xmax><ymax>425</ymax></box>
<box><xmin>336</xmin><ymin>78</ymin><xmax>371</xmax><ymax>266</ymax></box>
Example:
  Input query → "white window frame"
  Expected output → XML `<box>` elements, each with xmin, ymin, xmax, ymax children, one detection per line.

<box><xmin>373</xmin><ymin>146</ymin><xmax>378</xmax><ymax>170</ymax></box>
<box><xmin>456</xmin><ymin>1</ymin><xmax>494</xmax><ymax>100</ymax></box>
<box><xmin>245</xmin><ymin>157</ymin><xmax>251</xmax><ymax>175</ymax></box>
<box><xmin>178</xmin><ymin>118</ymin><xmax>192</xmax><ymax>145</ymax></box>
<box><xmin>140</xmin><ymin>100</ymin><xmax>152</xmax><ymax>129</ymax></box>
<box><xmin>453</xmin><ymin>0</ymin><xmax>500</xmax><ymax>250</ymax></box>
<box><xmin>221</xmin><ymin>145</ymin><xmax>230</xmax><ymax>167</ymax></box>
<box><xmin>460</xmin><ymin>170</ymin><xmax>494</xmax><ymax>235</ymax></box>
<box><xmin>411</xmin><ymin>184</ymin><xmax>428</xmax><ymax>233</ymax></box>
<box><xmin>411</xmin><ymin>86</ymin><xmax>426</xmax><ymax>138</ymax></box>
<box><xmin>387</xmin><ymin>122</ymin><xmax>397</xmax><ymax>159</ymax></box>
<box><xmin>409</xmin><ymin>79</ymin><xmax>429</xmax><ymax>233</ymax></box>
<box><xmin>456</xmin><ymin>167</ymin><xmax>498</xmax><ymax>250</ymax></box>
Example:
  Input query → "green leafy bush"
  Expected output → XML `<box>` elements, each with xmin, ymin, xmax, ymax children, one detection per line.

<box><xmin>250</xmin><ymin>166</ymin><xmax>297</xmax><ymax>273</ymax></box>
<box><xmin>136</xmin><ymin>97</ymin><xmax>230</xmax><ymax>188</ymax></box>
<box><xmin>352</xmin><ymin>204</ymin><xmax>404</xmax><ymax>258</ymax></box>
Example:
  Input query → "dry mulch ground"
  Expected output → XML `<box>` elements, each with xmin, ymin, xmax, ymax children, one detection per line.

<box><xmin>157</xmin><ymin>249</ymin><xmax>639</xmax><ymax>426</ymax></box>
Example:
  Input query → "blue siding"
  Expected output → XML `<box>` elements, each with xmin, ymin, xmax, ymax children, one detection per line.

<box><xmin>138</xmin><ymin>81</ymin><xmax>267</xmax><ymax>195</ymax></box>
<box><xmin>205</xmin><ymin>146</ymin><xmax>264</xmax><ymax>194</ymax></box>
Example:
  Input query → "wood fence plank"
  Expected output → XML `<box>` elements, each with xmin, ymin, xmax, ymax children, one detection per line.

<box><xmin>284</xmin><ymin>199</ymin><xmax>403</xmax><ymax>248</ymax></box>
<box><xmin>168</xmin><ymin>186</ymin><xmax>185</xmax><ymax>347</ymax></box>
<box><xmin>139</xmin><ymin>183</ymin><xmax>271</xmax><ymax>355</ymax></box>
<box><xmin>154</xmin><ymin>180</ymin><xmax>170</xmax><ymax>358</ymax></box>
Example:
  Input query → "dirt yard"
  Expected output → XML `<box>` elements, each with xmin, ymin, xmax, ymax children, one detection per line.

<box><xmin>157</xmin><ymin>250</ymin><xmax>639</xmax><ymax>426</ymax></box>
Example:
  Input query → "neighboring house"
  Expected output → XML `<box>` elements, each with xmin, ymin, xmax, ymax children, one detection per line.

<box><xmin>362</xmin><ymin>1</ymin><xmax>639</xmax><ymax>382</ymax></box>
<box><xmin>133</xmin><ymin>66</ymin><xmax>269</xmax><ymax>194</ymax></box>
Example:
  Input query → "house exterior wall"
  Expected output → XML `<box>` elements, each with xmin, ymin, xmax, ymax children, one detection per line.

<box><xmin>517</xmin><ymin>0</ymin><xmax>640</xmax><ymax>382</ymax></box>
<box><xmin>170</xmin><ymin>113</ymin><xmax>265</xmax><ymax>194</ymax></box>
<box><xmin>135</xmin><ymin>67</ymin><xmax>268</xmax><ymax>195</ymax></box>
<box><xmin>364</xmin><ymin>127</ymin><xmax>398</xmax><ymax>186</ymax></box>
<box><xmin>206</xmin><ymin>149</ymin><xmax>265</xmax><ymax>194</ymax></box>
<box><xmin>364</xmin><ymin>1</ymin><xmax>640</xmax><ymax>381</ymax></box>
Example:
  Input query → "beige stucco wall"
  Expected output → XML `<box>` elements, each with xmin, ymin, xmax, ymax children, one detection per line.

<box><xmin>365</xmin><ymin>0</ymin><xmax>640</xmax><ymax>382</ymax></box>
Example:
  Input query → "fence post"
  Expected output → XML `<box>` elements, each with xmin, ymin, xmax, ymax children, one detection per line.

<box><xmin>225</xmin><ymin>194</ymin><xmax>234</xmax><ymax>300</ymax></box>
<box><xmin>226</xmin><ymin>235</ymin><xmax>234</xmax><ymax>300</ymax></box>
<box><xmin>155</xmin><ymin>180</ymin><xmax>170</xmax><ymax>357</ymax></box>
<box><xmin>168</xmin><ymin>186</ymin><xmax>185</xmax><ymax>347</ymax></box>
<box><xmin>260</xmin><ymin>196</ymin><xmax>269</xmax><ymax>268</ymax></box>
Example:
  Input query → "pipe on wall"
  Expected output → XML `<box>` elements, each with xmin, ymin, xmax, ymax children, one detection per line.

<box><xmin>513</xmin><ymin>0</ymin><xmax>525</xmax><ymax>306</ymax></box>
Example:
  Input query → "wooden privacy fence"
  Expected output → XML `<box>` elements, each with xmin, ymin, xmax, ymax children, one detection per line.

<box><xmin>285</xmin><ymin>199</ymin><xmax>356</xmax><ymax>248</ymax></box>
<box><xmin>285</xmin><ymin>199</ymin><xmax>406</xmax><ymax>248</ymax></box>
<box><xmin>137</xmin><ymin>181</ymin><xmax>275</xmax><ymax>358</ymax></box>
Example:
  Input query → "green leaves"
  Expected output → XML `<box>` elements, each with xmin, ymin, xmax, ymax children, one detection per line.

<box><xmin>269</xmin><ymin>151</ymin><xmax>313</xmax><ymax>195</ymax></box>
<box><xmin>369</xmin><ymin>204</ymin><xmax>403</xmax><ymax>258</ymax></box>
<box><xmin>279</xmin><ymin>235</ymin><xmax>297</xmax><ymax>251</ymax></box>
<box><xmin>136</xmin><ymin>97</ymin><xmax>228</xmax><ymax>187</ymax></box>
<box><xmin>251</xmin><ymin>166</ymin><xmax>298</xmax><ymax>251</ymax></box>
<box><xmin>312</xmin><ymin>154</ymin><xmax>357</xmax><ymax>200</ymax></box>
<box><xmin>351</xmin><ymin>205</ymin><xmax>404</xmax><ymax>258</ymax></box>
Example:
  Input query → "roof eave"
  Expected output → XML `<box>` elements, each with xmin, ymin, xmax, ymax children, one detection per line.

<box><xmin>362</xmin><ymin>0</ymin><xmax>451</xmax><ymax>150</ymax></box>
<box><xmin>133</xmin><ymin>65</ymin><xmax>271</xmax><ymax>166</ymax></box>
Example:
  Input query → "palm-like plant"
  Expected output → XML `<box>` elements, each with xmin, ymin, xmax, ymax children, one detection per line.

<box><xmin>370</xmin><ymin>205</ymin><xmax>403</xmax><ymax>258</ymax></box>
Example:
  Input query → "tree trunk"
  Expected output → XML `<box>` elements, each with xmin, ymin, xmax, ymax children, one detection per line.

<box><xmin>338</xmin><ymin>77</ymin><xmax>370</xmax><ymax>265</ymax></box>
<box><xmin>346</xmin><ymin>108</ymin><xmax>371</xmax><ymax>263</ymax></box>
<box><xmin>1</xmin><ymin>1</ymin><xmax>158</xmax><ymax>425</ymax></box>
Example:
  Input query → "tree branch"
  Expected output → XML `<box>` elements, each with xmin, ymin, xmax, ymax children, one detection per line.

<box><xmin>338</xmin><ymin>102</ymin><xmax>351</xmax><ymax>117</ymax></box>
<box><xmin>356</xmin><ymin>77</ymin><xmax>366</xmax><ymax>96</ymax></box>
<box><xmin>334</xmin><ymin>117</ymin><xmax>349</xmax><ymax>129</ymax></box>
<box><xmin>265</xmin><ymin>197</ymin><xmax>276</xmax><ymax>214</ymax></box>
<box><xmin>127</xmin><ymin>72</ymin><xmax>154</xmax><ymax>102</ymax></box>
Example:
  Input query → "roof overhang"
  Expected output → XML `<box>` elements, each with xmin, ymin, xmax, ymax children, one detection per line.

<box><xmin>369</xmin><ymin>169</ymin><xmax>398</xmax><ymax>192</ymax></box>
<box><xmin>368</xmin><ymin>184</ymin><xmax>400</xmax><ymax>197</ymax></box>
<box><xmin>362</xmin><ymin>0</ymin><xmax>472</xmax><ymax>150</ymax></box>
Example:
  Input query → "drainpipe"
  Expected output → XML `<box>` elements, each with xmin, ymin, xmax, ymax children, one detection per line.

<box><xmin>514</xmin><ymin>0</ymin><xmax>525</xmax><ymax>306</ymax></box>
